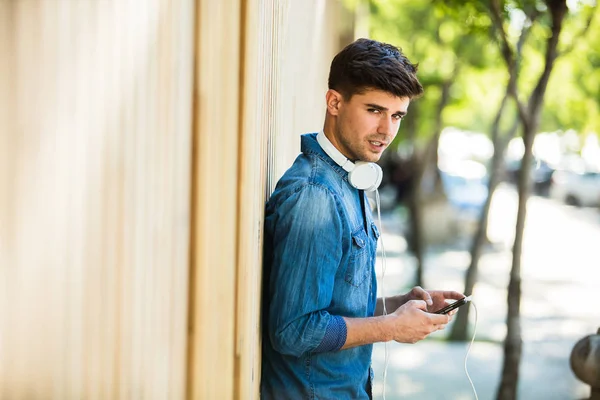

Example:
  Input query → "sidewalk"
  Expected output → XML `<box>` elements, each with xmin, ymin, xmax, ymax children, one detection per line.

<box><xmin>372</xmin><ymin>336</ymin><xmax>587</xmax><ymax>399</ymax></box>
<box><xmin>370</xmin><ymin>187</ymin><xmax>599</xmax><ymax>399</ymax></box>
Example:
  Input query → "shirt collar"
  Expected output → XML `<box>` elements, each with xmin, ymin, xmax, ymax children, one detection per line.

<box><xmin>301</xmin><ymin>133</ymin><xmax>349</xmax><ymax>179</ymax></box>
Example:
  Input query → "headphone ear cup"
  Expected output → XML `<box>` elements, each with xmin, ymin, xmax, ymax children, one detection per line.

<box><xmin>369</xmin><ymin>163</ymin><xmax>383</xmax><ymax>191</ymax></box>
<box><xmin>348</xmin><ymin>162</ymin><xmax>382</xmax><ymax>192</ymax></box>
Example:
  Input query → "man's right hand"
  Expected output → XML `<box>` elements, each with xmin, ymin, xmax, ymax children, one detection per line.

<box><xmin>341</xmin><ymin>299</ymin><xmax>452</xmax><ymax>349</ymax></box>
<box><xmin>387</xmin><ymin>300</ymin><xmax>450</xmax><ymax>344</ymax></box>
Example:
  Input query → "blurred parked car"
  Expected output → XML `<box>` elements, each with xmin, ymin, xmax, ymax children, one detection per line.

<box><xmin>439</xmin><ymin>160</ymin><xmax>489</xmax><ymax>237</ymax></box>
<box><xmin>549</xmin><ymin>170</ymin><xmax>600</xmax><ymax>207</ymax></box>
<box><xmin>504</xmin><ymin>158</ymin><xmax>555</xmax><ymax>196</ymax></box>
<box><xmin>441</xmin><ymin>171</ymin><xmax>488</xmax><ymax>217</ymax></box>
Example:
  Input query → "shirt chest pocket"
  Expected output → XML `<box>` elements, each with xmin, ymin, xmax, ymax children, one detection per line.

<box><xmin>345</xmin><ymin>228</ymin><xmax>372</xmax><ymax>288</ymax></box>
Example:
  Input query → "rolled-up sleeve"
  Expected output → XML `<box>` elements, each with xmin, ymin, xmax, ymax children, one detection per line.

<box><xmin>268</xmin><ymin>183</ymin><xmax>346</xmax><ymax>357</ymax></box>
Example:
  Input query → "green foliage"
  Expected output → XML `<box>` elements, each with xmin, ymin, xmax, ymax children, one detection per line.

<box><xmin>368</xmin><ymin>0</ymin><xmax>600</xmax><ymax>145</ymax></box>
<box><xmin>369</xmin><ymin>0</ymin><xmax>503</xmax><ymax>143</ymax></box>
<box><xmin>542</xmin><ymin>3</ymin><xmax>600</xmax><ymax>136</ymax></box>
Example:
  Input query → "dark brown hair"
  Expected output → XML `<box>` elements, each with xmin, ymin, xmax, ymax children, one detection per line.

<box><xmin>328</xmin><ymin>38</ymin><xmax>424</xmax><ymax>100</ymax></box>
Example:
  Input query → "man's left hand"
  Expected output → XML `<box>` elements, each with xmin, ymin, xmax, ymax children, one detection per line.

<box><xmin>404</xmin><ymin>286</ymin><xmax>466</xmax><ymax>316</ymax></box>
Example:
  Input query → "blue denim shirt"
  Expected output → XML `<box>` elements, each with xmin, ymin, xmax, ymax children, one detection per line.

<box><xmin>261</xmin><ymin>133</ymin><xmax>380</xmax><ymax>399</ymax></box>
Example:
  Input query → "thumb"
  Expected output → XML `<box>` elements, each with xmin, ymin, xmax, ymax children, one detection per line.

<box><xmin>423</xmin><ymin>293</ymin><xmax>433</xmax><ymax>306</ymax></box>
<box><xmin>407</xmin><ymin>299</ymin><xmax>428</xmax><ymax>311</ymax></box>
<box><xmin>412</xmin><ymin>286</ymin><xmax>433</xmax><ymax>306</ymax></box>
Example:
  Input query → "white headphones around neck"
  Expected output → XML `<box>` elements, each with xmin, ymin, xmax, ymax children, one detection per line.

<box><xmin>317</xmin><ymin>131</ymin><xmax>383</xmax><ymax>192</ymax></box>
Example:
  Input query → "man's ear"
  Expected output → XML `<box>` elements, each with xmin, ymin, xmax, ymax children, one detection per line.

<box><xmin>325</xmin><ymin>89</ymin><xmax>343</xmax><ymax>116</ymax></box>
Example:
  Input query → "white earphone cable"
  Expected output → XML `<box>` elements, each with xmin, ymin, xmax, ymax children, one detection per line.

<box><xmin>374</xmin><ymin>189</ymin><xmax>390</xmax><ymax>400</ymax></box>
<box><xmin>465</xmin><ymin>300</ymin><xmax>479</xmax><ymax>400</ymax></box>
<box><xmin>376</xmin><ymin>190</ymin><xmax>478</xmax><ymax>400</ymax></box>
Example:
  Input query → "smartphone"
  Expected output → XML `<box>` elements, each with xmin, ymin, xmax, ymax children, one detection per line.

<box><xmin>433</xmin><ymin>296</ymin><xmax>471</xmax><ymax>314</ymax></box>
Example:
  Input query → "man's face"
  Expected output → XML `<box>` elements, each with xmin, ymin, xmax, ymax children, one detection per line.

<box><xmin>328</xmin><ymin>89</ymin><xmax>410</xmax><ymax>163</ymax></box>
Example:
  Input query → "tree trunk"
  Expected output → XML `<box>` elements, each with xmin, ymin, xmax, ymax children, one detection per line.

<box><xmin>431</xmin><ymin>79</ymin><xmax>452</xmax><ymax>195</ymax></box>
<box><xmin>451</xmin><ymin>114</ymin><xmax>520</xmax><ymax>340</ymax></box>
<box><xmin>407</xmin><ymin>182</ymin><xmax>425</xmax><ymax>287</ymax></box>
<box><xmin>496</xmin><ymin>1</ymin><xmax>567</xmax><ymax>397</ymax></box>
<box><xmin>402</xmin><ymin>102</ymin><xmax>425</xmax><ymax>287</ymax></box>
<box><xmin>497</xmin><ymin>125</ymin><xmax>533</xmax><ymax>400</ymax></box>
<box><xmin>451</xmin><ymin>3</ymin><xmax>535</xmax><ymax>342</ymax></box>
<box><xmin>407</xmin><ymin>77</ymin><xmax>453</xmax><ymax>287</ymax></box>
<box><xmin>449</xmin><ymin>93</ymin><xmax>516</xmax><ymax>340</ymax></box>
<box><xmin>407</xmin><ymin>135</ymin><xmax>438</xmax><ymax>288</ymax></box>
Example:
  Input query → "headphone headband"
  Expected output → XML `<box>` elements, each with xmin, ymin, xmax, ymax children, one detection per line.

<box><xmin>316</xmin><ymin>131</ymin><xmax>382</xmax><ymax>192</ymax></box>
<box><xmin>316</xmin><ymin>131</ymin><xmax>355</xmax><ymax>172</ymax></box>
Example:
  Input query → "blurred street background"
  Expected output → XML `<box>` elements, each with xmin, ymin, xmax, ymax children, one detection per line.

<box><xmin>362</xmin><ymin>1</ymin><xmax>600</xmax><ymax>397</ymax></box>
<box><xmin>3</xmin><ymin>0</ymin><xmax>599</xmax><ymax>398</ymax></box>
<box><xmin>370</xmin><ymin>178</ymin><xmax>600</xmax><ymax>399</ymax></box>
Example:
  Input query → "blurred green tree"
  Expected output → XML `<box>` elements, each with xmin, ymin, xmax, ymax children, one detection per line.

<box><xmin>370</xmin><ymin>0</ymin><xmax>499</xmax><ymax>287</ymax></box>
<box><xmin>368</xmin><ymin>0</ymin><xmax>598</xmax><ymax>398</ymax></box>
<box><xmin>485</xmin><ymin>1</ymin><xmax>595</xmax><ymax>398</ymax></box>
<box><xmin>451</xmin><ymin>0</ymin><xmax>596</xmax><ymax>349</ymax></box>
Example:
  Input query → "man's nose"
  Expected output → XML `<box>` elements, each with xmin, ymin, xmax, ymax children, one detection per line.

<box><xmin>378</xmin><ymin>116</ymin><xmax>396</xmax><ymax>136</ymax></box>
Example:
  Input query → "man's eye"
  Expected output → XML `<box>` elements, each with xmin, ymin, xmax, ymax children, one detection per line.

<box><xmin>392</xmin><ymin>114</ymin><xmax>403</xmax><ymax>120</ymax></box>
<box><xmin>368</xmin><ymin>109</ymin><xmax>381</xmax><ymax>114</ymax></box>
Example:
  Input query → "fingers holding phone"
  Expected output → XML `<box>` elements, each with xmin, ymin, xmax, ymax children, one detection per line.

<box><xmin>433</xmin><ymin>296</ymin><xmax>472</xmax><ymax>315</ymax></box>
<box><xmin>404</xmin><ymin>288</ymin><xmax>465</xmax><ymax>314</ymax></box>
<box><xmin>388</xmin><ymin>300</ymin><xmax>450</xmax><ymax>344</ymax></box>
<box><xmin>425</xmin><ymin>290</ymin><xmax>465</xmax><ymax>313</ymax></box>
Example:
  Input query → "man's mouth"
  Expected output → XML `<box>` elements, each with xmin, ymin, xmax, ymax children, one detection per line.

<box><xmin>369</xmin><ymin>140</ymin><xmax>386</xmax><ymax>148</ymax></box>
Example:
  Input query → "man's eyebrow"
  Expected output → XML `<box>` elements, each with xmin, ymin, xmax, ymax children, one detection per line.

<box><xmin>365</xmin><ymin>103</ymin><xmax>406</xmax><ymax>115</ymax></box>
<box><xmin>365</xmin><ymin>103</ymin><xmax>387</xmax><ymax>111</ymax></box>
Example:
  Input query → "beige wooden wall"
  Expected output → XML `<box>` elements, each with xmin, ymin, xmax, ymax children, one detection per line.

<box><xmin>1</xmin><ymin>0</ymin><xmax>354</xmax><ymax>399</ymax></box>
<box><xmin>0</xmin><ymin>1</ymin><xmax>195</xmax><ymax>399</ymax></box>
<box><xmin>190</xmin><ymin>1</ymin><xmax>355</xmax><ymax>397</ymax></box>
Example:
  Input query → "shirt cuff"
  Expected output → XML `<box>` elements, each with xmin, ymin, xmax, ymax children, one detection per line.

<box><xmin>313</xmin><ymin>315</ymin><xmax>347</xmax><ymax>353</ymax></box>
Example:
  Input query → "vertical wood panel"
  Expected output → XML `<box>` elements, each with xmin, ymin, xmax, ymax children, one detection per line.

<box><xmin>234</xmin><ymin>0</ymin><xmax>271</xmax><ymax>397</ymax></box>
<box><xmin>0</xmin><ymin>1</ymin><xmax>13</xmax><ymax>396</ymax></box>
<box><xmin>231</xmin><ymin>1</ymin><xmax>355</xmax><ymax>398</ymax></box>
<box><xmin>189</xmin><ymin>0</ymin><xmax>241</xmax><ymax>398</ymax></box>
<box><xmin>1</xmin><ymin>1</ymin><xmax>194</xmax><ymax>399</ymax></box>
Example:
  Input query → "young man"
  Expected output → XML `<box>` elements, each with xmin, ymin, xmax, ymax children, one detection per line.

<box><xmin>261</xmin><ymin>38</ymin><xmax>464</xmax><ymax>399</ymax></box>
